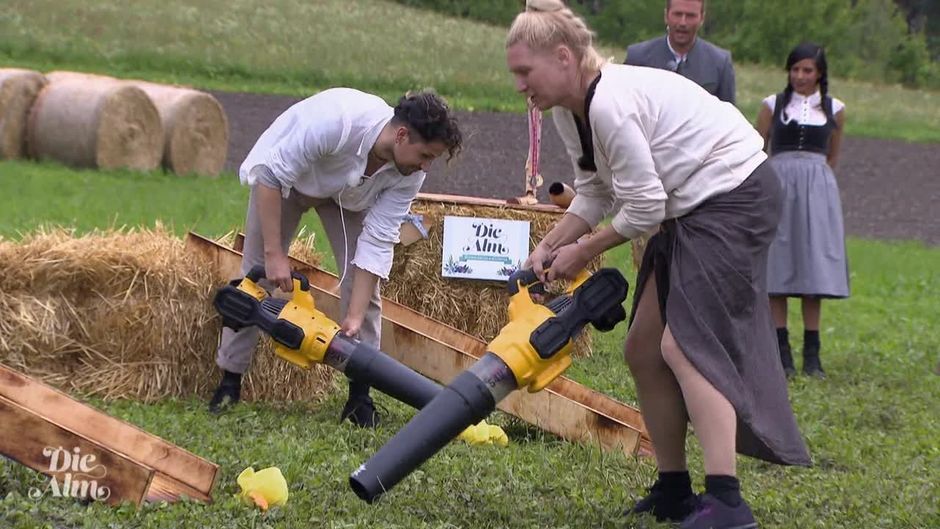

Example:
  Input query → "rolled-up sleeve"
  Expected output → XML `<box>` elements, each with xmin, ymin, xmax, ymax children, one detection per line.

<box><xmin>350</xmin><ymin>175</ymin><xmax>424</xmax><ymax>280</ymax></box>
<box><xmin>592</xmin><ymin>104</ymin><xmax>667</xmax><ymax>240</ymax></box>
<box><xmin>551</xmin><ymin>109</ymin><xmax>616</xmax><ymax>228</ymax></box>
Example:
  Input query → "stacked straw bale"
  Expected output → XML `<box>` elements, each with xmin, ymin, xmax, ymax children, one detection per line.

<box><xmin>0</xmin><ymin>68</ymin><xmax>47</xmax><ymax>160</ymax></box>
<box><xmin>0</xmin><ymin>227</ymin><xmax>334</xmax><ymax>403</ymax></box>
<box><xmin>129</xmin><ymin>80</ymin><xmax>228</xmax><ymax>177</ymax></box>
<box><xmin>386</xmin><ymin>198</ymin><xmax>601</xmax><ymax>357</ymax></box>
<box><xmin>28</xmin><ymin>72</ymin><xmax>163</xmax><ymax>171</ymax></box>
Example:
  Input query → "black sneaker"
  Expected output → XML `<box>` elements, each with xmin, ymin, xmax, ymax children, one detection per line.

<box><xmin>624</xmin><ymin>481</ymin><xmax>698</xmax><ymax>522</ymax></box>
<box><xmin>680</xmin><ymin>493</ymin><xmax>757</xmax><ymax>529</ymax></box>
<box><xmin>340</xmin><ymin>395</ymin><xmax>380</xmax><ymax>428</ymax></box>
<box><xmin>208</xmin><ymin>381</ymin><xmax>241</xmax><ymax>413</ymax></box>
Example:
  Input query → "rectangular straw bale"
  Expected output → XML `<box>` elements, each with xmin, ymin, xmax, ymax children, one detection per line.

<box><xmin>0</xmin><ymin>227</ymin><xmax>334</xmax><ymax>403</ymax></box>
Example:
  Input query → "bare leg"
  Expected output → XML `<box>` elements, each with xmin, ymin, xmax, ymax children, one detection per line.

<box><xmin>661</xmin><ymin>325</ymin><xmax>737</xmax><ymax>476</ymax></box>
<box><xmin>801</xmin><ymin>296</ymin><xmax>821</xmax><ymax>331</ymax></box>
<box><xmin>623</xmin><ymin>275</ymin><xmax>689</xmax><ymax>471</ymax></box>
<box><xmin>769</xmin><ymin>295</ymin><xmax>788</xmax><ymax>329</ymax></box>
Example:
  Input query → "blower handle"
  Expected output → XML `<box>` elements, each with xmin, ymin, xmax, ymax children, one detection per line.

<box><xmin>506</xmin><ymin>258</ymin><xmax>554</xmax><ymax>296</ymax></box>
<box><xmin>245</xmin><ymin>264</ymin><xmax>310</xmax><ymax>292</ymax></box>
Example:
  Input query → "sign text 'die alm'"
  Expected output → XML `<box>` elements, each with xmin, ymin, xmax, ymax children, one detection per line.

<box><xmin>441</xmin><ymin>216</ymin><xmax>530</xmax><ymax>281</ymax></box>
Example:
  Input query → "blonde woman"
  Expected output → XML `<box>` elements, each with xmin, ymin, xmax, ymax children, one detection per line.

<box><xmin>507</xmin><ymin>2</ymin><xmax>810</xmax><ymax>528</ymax></box>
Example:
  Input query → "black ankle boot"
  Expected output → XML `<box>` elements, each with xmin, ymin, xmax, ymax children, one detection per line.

<box><xmin>340</xmin><ymin>394</ymin><xmax>380</xmax><ymax>428</ymax></box>
<box><xmin>340</xmin><ymin>380</ymin><xmax>380</xmax><ymax>428</ymax></box>
<box><xmin>777</xmin><ymin>328</ymin><xmax>795</xmax><ymax>378</ymax></box>
<box><xmin>802</xmin><ymin>330</ymin><xmax>825</xmax><ymax>378</ymax></box>
<box><xmin>209</xmin><ymin>370</ymin><xmax>242</xmax><ymax>413</ymax></box>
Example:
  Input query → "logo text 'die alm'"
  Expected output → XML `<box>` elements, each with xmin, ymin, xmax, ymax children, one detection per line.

<box><xmin>462</xmin><ymin>222</ymin><xmax>510</xmax><ymax>255</ymax></box>
<box><xmin>29</xmin><ymin>446</ymin><xmax>112</xmax><ymax>501</ymax></box>
<box><xmin>442</xmin><ymin>216</ymin><xmax>530</xmax><ymax>281</ymax></box>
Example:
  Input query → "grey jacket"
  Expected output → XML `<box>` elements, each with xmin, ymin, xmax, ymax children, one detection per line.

<box><xmin>624</xmin><ymin>35</ymin><xmax>736</xmax><ymax>105</ymax></box>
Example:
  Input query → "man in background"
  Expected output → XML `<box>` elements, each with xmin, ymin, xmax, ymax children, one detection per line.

<box><xmin>624</xmin><ymin>0</ymin><xmax>736</xmax><ymax>104</ymax></box>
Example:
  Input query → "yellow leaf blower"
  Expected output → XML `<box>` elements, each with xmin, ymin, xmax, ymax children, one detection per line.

<box><xmin>349</xmin><ymin>267</ymin><xmax>629</xmax><ymax>503</ymax></box>
<box><xmin>213</xmin><ymin>265</ymin><xmax>441</xmax><ymax>410</ymax></box>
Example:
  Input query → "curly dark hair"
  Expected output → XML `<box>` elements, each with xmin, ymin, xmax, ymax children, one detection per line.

<box><xmin>392</xmin><ymin>90</ymin><xmax>463</xmax><ymax>161</ymax></box>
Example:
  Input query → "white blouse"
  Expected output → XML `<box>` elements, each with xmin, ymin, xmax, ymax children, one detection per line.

<box><xmin>762</xmin><ymin>90</ymin><xmax>845</xmax><ymax>126</ymax></box>
<box><xmin>556</xmin><ymin>64</ymin><xmax>766</xmax><ymax>241</ymax></box>
<box><xmin>240</xmin><ymin>88</ymin><xmax>425</xmax><ymax>280</ymax></box>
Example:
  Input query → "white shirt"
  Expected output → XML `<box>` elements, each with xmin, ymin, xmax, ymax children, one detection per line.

<box><xmin>240</xmin><ymin>88</ymin><xmax>425</xmax><ymax>279</ymax></box>
<box><xmin>762</xmin><ymin>90</ymin><xmax>845</xmax><ymax>126</ymax></box>
<box><xmin>556</xmin><ymin>64</ymin><xmax>766</xmax><ymax>240</ymax></box>
<box><xmin>666</xmin><ymin>35</ymin><xmax>689</xmax><ymax>69</ymax></box>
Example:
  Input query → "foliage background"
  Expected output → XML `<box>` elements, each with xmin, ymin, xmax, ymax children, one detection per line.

<box><xmin>394</xmin><ymin>0</ymin><xmax>940</xmax><ymax>88</ymax></box>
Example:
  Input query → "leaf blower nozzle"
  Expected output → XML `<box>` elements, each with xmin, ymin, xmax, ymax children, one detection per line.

<box><xmin>350</xmin><ymin>267</ymin><xmax>629</xmax><ymax>502</ymax></box>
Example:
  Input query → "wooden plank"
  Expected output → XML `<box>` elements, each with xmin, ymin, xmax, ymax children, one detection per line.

<box><xmin>0</xmin><ymin>364</ymin><xmax>219</xmax><ymax>502</ymax></box>
<box><xmin>146</xmin><ymin>473</ymin><xmax>213</xmax><ymax>503</ymax></box>
<box><xmin>416</xmin><ymin>192</ymin><xmax>565</xmax><ymax>213</ymax></box>
<box><xmin>187</xmin><ymin>232</ymin><xmax>652</xmax><ymax>456</ymax></box>
<box><xmin>0</xmin><ymin>395</ymin><xmax>154</xmax><ymax>506</ymax></box>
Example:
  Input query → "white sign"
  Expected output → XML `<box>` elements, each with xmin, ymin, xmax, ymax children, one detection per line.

<box><xmin>441</xmin><ymin>216</ymin><xmax>530</xmax><ymax>281</ymax></box>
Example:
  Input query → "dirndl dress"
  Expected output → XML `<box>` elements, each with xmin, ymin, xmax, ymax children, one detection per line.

<box><xmin>767</xmin><ymin>151</ymin><xmax>850</xmax><ymax>298</ymax></box>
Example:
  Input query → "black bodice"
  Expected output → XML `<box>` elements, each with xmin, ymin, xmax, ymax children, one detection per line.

<box><xmin>770</xmin><ymin>93</ymin><xmax>836</xmax><ymax>155</ymax></box>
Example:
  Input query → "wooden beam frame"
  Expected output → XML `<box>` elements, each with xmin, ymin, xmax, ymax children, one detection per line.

<box><xmin>0</xmin><ymin>364</ymin><xmax>219</xmax><ymax>504</ymax></box>
<box><xmin>0</xmin><ymin>394</ymin><xmax>154</xmax><ymax>506</ymax></box>
<box><xmin>416</xmin><ymin>192</ymin><xmax>565</xmax><ymax>213</ymax></box>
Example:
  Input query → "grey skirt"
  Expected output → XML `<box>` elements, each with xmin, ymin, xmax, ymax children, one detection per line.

<box><xmin>767</xmin><ymin>151</ymin><xmax>850</xmax><ymax>298</ymax></box>
<box><xmin>630</xmin><ymin>160</ymin><xmax>812</xmax><ymax>466</ymax></box>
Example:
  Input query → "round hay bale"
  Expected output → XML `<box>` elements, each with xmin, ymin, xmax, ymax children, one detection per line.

<box><xmin>0</xmin><ymin>68</ymin><xmax>47</xmax><ymax>159</ymax></box>
<box><xmin>387</xmin><ymin>196</ymin><xmax>602</xmax><ymax>357</ymax></box>
<box><xmin>27</xmin><ymin>72</ymin><xmax>163</xmax><ymax>171</ymax></box>
<box><xmin>0</xmin><ymin>227</ymin><xmax>333</xmax><ymax>403</ymax></box>
<box><xmin>130</xmin><ymin>80</ymin><xmax>228</xmax><ymax>177</ymax></box>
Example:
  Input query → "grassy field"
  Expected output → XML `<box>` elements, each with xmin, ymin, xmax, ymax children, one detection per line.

<box><xmin>2</xmin><ymin>0</ymin><xmax>939</xmax><ymax>142</ymax></box>
<box><xmin>1</xmin><ymin>162</ymin><xmax>939</xmax><ymax>528</ymax></box>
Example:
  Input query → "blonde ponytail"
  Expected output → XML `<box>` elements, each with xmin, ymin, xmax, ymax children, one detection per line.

<box><xmin>507</xmin><ymin>0</ymin><xmax>606</xmax><ymax>72</ymax></box>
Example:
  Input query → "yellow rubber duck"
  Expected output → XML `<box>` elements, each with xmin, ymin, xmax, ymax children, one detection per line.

<box><xmin>236</xmin><ymin>466</ymin><xmax>288</xmax><ymax>511</ymax></box>
<box><xmin>458</xmin><ymin>419</ymin><xmax>509</xmax><ymax>446</ymax></box>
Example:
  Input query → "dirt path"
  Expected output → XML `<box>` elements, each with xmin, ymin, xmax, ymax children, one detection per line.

<box><xmin>211</xmin><ymin>90</ymin><xmax>940</xmax><ymax>246</ymax></box>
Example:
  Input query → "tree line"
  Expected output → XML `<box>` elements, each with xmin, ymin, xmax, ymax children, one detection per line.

<box><xmin>393</xmin><ymin>0</ymin><xmax>939</xmax><ymax>88</ymax></box>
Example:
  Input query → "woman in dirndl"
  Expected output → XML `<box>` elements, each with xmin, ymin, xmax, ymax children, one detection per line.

<box><xmin>756</xmin><ymin>42</ymin><xmax>850</xmax><ymax>379</ymax></box>
<box><xmin>507</xmin><ymin>2</ymin><xmax>811</xmax><ymax>529</ymax></box>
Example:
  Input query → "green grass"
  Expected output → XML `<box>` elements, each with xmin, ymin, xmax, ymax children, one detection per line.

<box><xmin>1</xmin><ymin>161</ymin><xmax>939</xmax><ymax>528</ymax></box>
<box><xmin>0</xmin><ymin>161</ymin><xmax>249</xmax><ymax>240</ymax></box>
<box><xmin>2</xmin><ymin>0</ymin><xmax>939</xmax><ymax>142</ymax></box>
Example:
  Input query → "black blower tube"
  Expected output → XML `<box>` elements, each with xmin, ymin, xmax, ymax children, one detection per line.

<box><xmin>349</xmin><ymin>353</ymin><xmax>516</xmax><ymax>503</ymax></box>
<box><xmin>325</xmin><ymin>334</ymin><xmax>441</xmax><ymax>411</ymax></box>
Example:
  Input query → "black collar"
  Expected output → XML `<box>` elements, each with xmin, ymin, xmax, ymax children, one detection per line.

<box><xmin>573</xmin><ymin>72</ymin><xmax>602</xmax><ymax>172</ymax></box>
